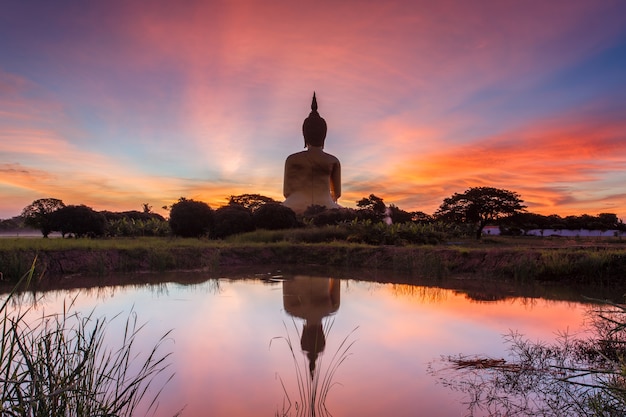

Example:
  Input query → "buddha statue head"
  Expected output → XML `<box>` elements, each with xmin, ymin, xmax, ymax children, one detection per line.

<box><xmin>302</xmin><ymin>92</ymin><xmax>327</xmax><ymax>148</ymax></box>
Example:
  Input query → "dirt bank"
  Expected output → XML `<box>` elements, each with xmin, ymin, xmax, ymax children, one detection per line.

<box><xmin>2</xmin><ymin>243</ymin><xmax>625</xmax><ymax>284</ymax></box>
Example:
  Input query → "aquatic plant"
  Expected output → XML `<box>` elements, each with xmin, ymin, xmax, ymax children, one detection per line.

<box><xmin>429</xmin><ymin>298</ymin><xmax>626</xmax><ymax>416</ymax></box>
<box><xmin>0</xmin><ymin>258</ymin><xmax>177</xmax><ymax>416</ymax></box>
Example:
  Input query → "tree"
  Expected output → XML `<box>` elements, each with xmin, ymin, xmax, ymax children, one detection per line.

<box><xmin>227</xmin><ymin>194</ymin><xmax>277</xmax><ymax>212</ymax></box>
<box><xmin>411</xmin><ymin>211</ymin><xmax>433</xmax><ymax>223</ymax></box>
<box><xmin>50</xmin><ymin>205</ymin><xmax>107</xmax><ymax>237</ymax></box>
<box><xmin>388</xmin><ymin>204</ymin><xmax>413</xmax><ymax>224</ymax></box>
<box><xmin>435</xmin><ymin>187</ymin><xmax>526</xmax><ymax>239</ymax></box>
<box><xmin>169</xmin><ymin>198</ymin><xmax>213</xmax><ymax>238</ymax></box>
<box><xmin>356</xmin><ymin>194</ymin><xmax>386</xmax><ymax>213</ymax></box>
<box><xmin>21</xmin><ymin>198</ymin><xmax>66</xmax><ymax>237</ymax></box>
<box><xmin>356</xmin><ymin>194</ymin><xmax>387</xmax><ymax>222</ymax></box>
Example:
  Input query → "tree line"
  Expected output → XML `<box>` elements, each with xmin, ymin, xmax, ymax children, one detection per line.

<box><xmin>1</xmin><ymin>187</ymin><xmax>624</xmax><ymax>240</ymax></box>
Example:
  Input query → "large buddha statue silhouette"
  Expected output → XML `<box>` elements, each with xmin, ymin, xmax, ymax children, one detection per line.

<box><xmin>283</xmin><ymin>93</ymin><xmax>341</xmax><ymax>214</ymax></box>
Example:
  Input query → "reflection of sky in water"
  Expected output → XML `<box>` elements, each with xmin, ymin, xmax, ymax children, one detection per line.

<box><xmin>5</xmin><ymin>275</ymin><xmax>591</xmax><ymax>417</ymax></box>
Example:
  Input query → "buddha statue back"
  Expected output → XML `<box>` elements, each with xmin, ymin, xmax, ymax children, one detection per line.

<box><xmin>283</xmin><ymin>93</ymin><xmax>341</xmax><ymax>214</ymax></box>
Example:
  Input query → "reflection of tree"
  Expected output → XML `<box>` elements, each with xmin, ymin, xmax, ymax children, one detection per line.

<box><xmin>389</xmin><ymin>284</ymin><xmax>448</xmax><ymax>303</ymax></box>
<box><xmin>428</xmin><ymin>301</ymin><xmax>626</xmax><ymax>416</ymax></box>
<box><xmin>272</xmin><ymin>276</ymin><xmax>356</xmax><ymax>417</ymax></box>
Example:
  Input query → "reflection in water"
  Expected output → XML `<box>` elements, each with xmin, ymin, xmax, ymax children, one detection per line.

<box><xmin>275</xmin><ymin>276</ymin><xmax>355</xmax><ymax>417</ymax></box>
<box><xmin>428</xmin><ymin>301</ymin><xmax>626</xmax><ymax>416</ymax></box>
<box><xmin>283</xmin><ymin>276</ymin><xmax>340</xmax><ymax>377</ymax></box>
<box><xmin>1</xmin><ymin>269</ymin><xmax>602</xmax><ymax>416</ymax></box>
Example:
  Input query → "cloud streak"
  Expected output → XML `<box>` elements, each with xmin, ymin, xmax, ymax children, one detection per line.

<box><xmin>1</xmin><ymin>0</ymin><xmax>625</xmax><ymax>219</ymax></box>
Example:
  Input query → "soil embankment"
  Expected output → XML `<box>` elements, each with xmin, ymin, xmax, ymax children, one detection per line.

<box><xmin>2</xmin><ymin>243</ymin><xmax>626</xmax><ymax>285</ymax></box>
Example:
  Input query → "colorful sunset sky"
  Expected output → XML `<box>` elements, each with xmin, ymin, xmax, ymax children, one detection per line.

<box><xmin>2</xmin><ymin>0</ymin><xmax>626</xmax><ymax>220</ymax></box>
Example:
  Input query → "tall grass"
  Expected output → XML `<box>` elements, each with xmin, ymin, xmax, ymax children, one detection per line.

<box><xmin>271</xmin><ymin>318</ymin><xmax>358</xmax><ymax>417</ymax></box>
<box><xmin>0</xmin><ymin>259</ymin><xmax>177</xmax><ymax>416</ymax></box>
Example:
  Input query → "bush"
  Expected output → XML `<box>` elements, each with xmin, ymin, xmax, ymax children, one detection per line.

<box><xmin>106</xmin><ymin>218</ymin><xmax>171</xmax><ymax>237</ymax></box>
<box><xmin>354</xmin><ymin>209</ymin><xmax>383</xmax><ymax>223</ymax></box>
<box><xmin>253</xmin><ymin>203</ymin><xmax>298</xmax><ymax>230</ymax></box>
<box><xmin>344</xmin><ymin>220</ymin><xmax>446</xmax><ymax>245</ymax></box>
<box><xmin>169</xmin><ymin>198</ymin><xmax>213</xmax><ymax>238</ymax></box>
<box><xmin>212</xmin><ymin>205</ymin><xmax>255</xmax><ymax>239</ymax></box>
<box><xmin>303</xmin><ymin>207</ymin><xmax>358</xmax><ymax>226</ymax></box>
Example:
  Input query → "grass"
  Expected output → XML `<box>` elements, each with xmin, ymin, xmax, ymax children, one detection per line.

<box><xmin>0</xmin><ymin>236</ymin><xmax>226</xmax><ymax>251</ymax></box>
<box><xmin>0</xmin><ymin>259</ymin><xmax>178</xmax><ymax>416</ymax></box>
<box><xmin>1</xmin><ymin>234</ymin><xmax>626</xmax><ymax>284</ymax></box>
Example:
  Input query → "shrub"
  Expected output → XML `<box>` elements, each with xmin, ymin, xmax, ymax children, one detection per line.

<box><xmin>169</xmin><ymin>198</ymin><xmax>213</xmax><ymax>238</ymax></box>
<box><xmin>212</xmin><ymin>205</ymin><xmax>255</xmax><ymax>239</ymax></box>
<box><xmin>106</xmin><ymin>218</ymin><xmax>171</xmax><ymax>237</ymax></box>
<box><xmin>344</xmin><ymin>220</ymin><xmax>446</xmax><ymax>245</ymax></box>
<box><xmin>303</xmin><ymin>207</ymin><xmax>358</xmax><ymax>226</ymax></box>
<box><xmin>253</xmin><ymin>203</ymin><xmax>298</xmax><ymax>230</ymax></box>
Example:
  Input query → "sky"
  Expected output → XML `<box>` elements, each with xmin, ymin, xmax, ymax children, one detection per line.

<box><xmin>1</xmin><ymin>0</ymin><xmax>626</xmax><ymax>220</ymax></box>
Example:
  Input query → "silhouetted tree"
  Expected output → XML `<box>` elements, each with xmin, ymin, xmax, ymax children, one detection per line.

<box><xmin>435</xmin><ymin>187</ymin><xmax>526</xmax><ymax>239</ymax></box>
<box><xmin>0</xmin><ymin>216</ymin><xmax>24</xmax><ymax>232</ymax></box>
<box><xmin>21</xmin><ymin>198</ymin><xmax>66</xmax><ymax>237</ymax></box>
<box><xmin>356</xmin><ymin>194</ymin><xmax>386</xmax><ymax>213</ymax></box>
<box><xmin>356</xmin><ymin>194</ymin><xmax>387</xmax><ymax>222</ymax></box>
<box><xmin>227</xmin><ymin>194</ymin><xmax>277</xmax><ymax>212</ymax></box>
<box><xmin>597</xmin><ymin>213</ymin><xmax>626</xmax><ymax>231</ymax></box>
<box><xmin>253</xmin><ymin>203</ymin><xmax>297</xmax><ymax>230</ymax></box>
<box><xmin>169</xmin><ymin>198</ymin><xmax>213</xmax><ymax>238</ymax></box>
<box><xmin>212</xmin><ymin>204</ymin><xmax>255</xmax><ymax>239</ymax></box>
<box><xmin>50</xmin><ymin>205</ymin><xmax>107</xmax><ymax>237</ymax></box>
<box><xmin>388</xmin><ymin>204</ymin><xmax>413</xmax><ymax>223</ymax></box>
<box><xmin>411</xmin><ymin>211</ymin><xmax>433</xmax><ymax>223</ymax></box>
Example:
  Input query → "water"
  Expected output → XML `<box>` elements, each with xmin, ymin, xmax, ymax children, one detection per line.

<box><xmin>3</xmin><ymin>267</ymin><xmax>607</xmax><ymax>417</ymax></box>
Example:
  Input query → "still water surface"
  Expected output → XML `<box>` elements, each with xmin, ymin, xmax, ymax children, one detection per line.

<box><xmin>7</xmin><ymin>267</ymin><xmax>605</xmax><ymax>417</ymax></box>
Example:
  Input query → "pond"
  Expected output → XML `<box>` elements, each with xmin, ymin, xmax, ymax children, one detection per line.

<box><xmin>3</xmin><ymin>266</ymin><xmax>616</xmax><ymax>417</ymax></box>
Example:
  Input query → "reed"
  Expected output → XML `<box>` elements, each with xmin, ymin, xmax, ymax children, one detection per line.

<box><xmin>0</xmin><ymin>261</ymin><xmax>177</xmax><ymax>416</ymax></box>
<box><xmin>271</xmin><ymin>318</ymin><xmax>358</xmax><ymax>417</ymax></box>
<box><xmin>430</xmin><ymin>299</ymin><xmax>626</xmax><ymax>416</ymax></box>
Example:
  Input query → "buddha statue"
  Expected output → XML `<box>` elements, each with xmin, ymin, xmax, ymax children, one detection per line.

<box><xmin>283</xmin><ymin>93</ymin><xmax>341</xmax><ymax>214</ymax></box>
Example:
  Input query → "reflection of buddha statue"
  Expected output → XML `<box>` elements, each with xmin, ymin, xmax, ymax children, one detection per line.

<box><xmin>283</xmin><ymin>93</ymin><xmax>341</xmax><ymax>214</ymax></box>
<box><xmin>283</xmin><ymin>276</ymin><xmax>341</xmax><ymax>378</ymax></box>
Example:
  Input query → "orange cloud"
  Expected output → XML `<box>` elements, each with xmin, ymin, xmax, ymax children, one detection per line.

<box><xmin>345</xmin><ymin>107</ymin><xmax>626</xmax><ymax>218</ymax></box>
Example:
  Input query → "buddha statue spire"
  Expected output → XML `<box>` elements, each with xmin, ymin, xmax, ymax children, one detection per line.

<box><xmin>302</xmin><ymin>92</ymin><xmax>327</xmax><ymax>148</ymax></box>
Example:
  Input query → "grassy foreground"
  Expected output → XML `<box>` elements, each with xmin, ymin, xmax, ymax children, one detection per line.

<box><xmin>0</xmin><ymin>260</ymin><xmax>176</xmax><ymax>416</ymax></box>
<box><xmin>1</xmin><ymin>233</ymin><xmax>626</xmax><ymax>285</ymax></box>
